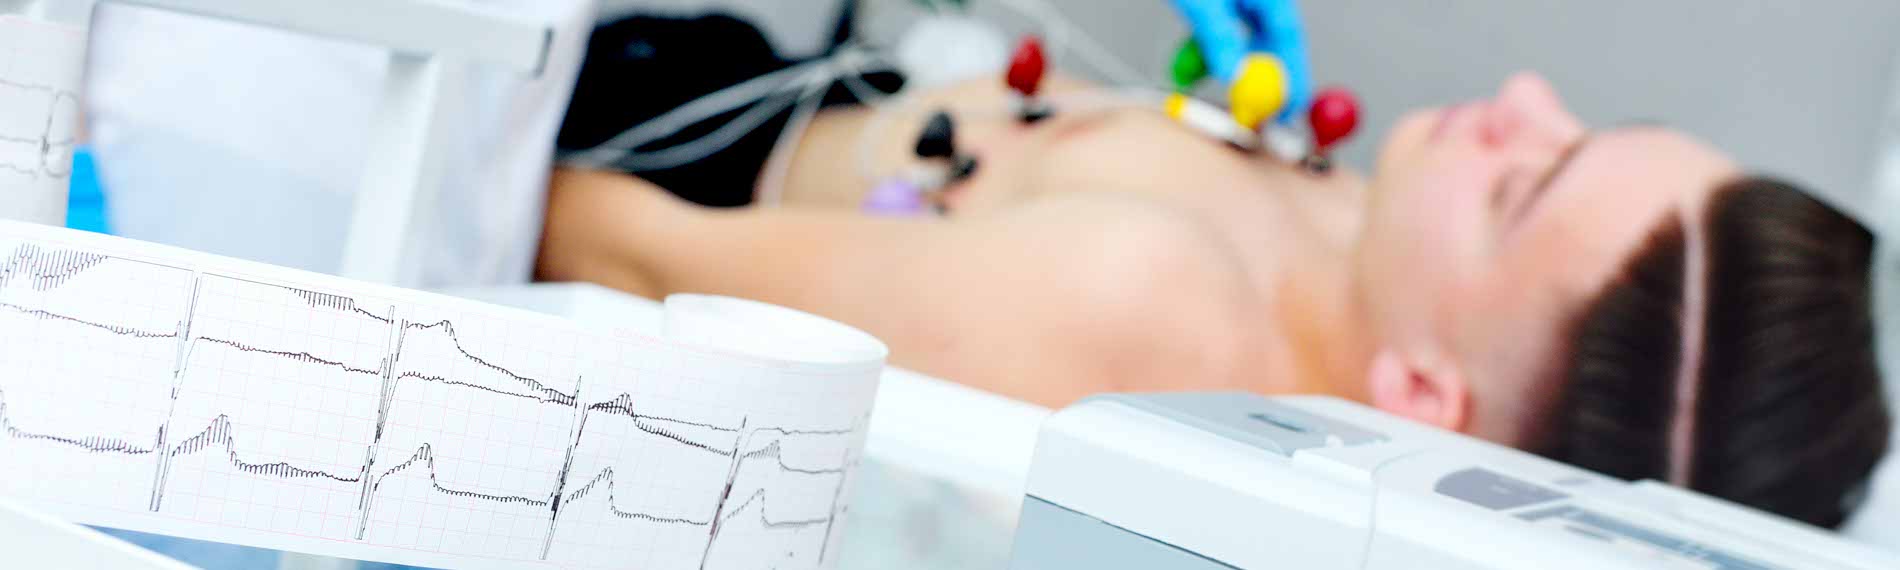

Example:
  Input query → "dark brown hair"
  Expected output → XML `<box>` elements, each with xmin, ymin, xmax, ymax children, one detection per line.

<box><xmin>1537</xmin><ymin>176</ymin><xmax>1890</xmax><ymax>528</ymax></box>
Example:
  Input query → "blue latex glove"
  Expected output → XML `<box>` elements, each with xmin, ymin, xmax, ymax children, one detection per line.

<box><xmin>1171</xmin><ymin>0</ymin><xmax>1312</xmax><ymax>122</ymax></box>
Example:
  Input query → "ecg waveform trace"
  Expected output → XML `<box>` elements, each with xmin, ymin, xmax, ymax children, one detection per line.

<box><xmin>0</xmin><ymin>77</ymin><xmax>79</xmax><ymax>181</ymax></box>
<box><xmin>0</xmin><ymin>238</ymin><xmax>875</xmax><ymax>569</ymax></box>
<box><xmin>1</xmin><ymin>15</ymin><xmax>84</xmax><ymax>186</ymax></box>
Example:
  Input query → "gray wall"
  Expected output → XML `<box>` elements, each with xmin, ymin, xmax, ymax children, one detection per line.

<box><xmin>1314</xmin><ymin>1</ymin><xmax>1900</xmax><ymax>216</ymax></box>
<box><xmin>609</xmin><ymin>0</ymin><xmax>1900</xmax><ymax>215</ymax></box>
<box><xmin>997</xmin><ymin>0</ymin><xmax>1900</xmax><ymax>215</ymax></box>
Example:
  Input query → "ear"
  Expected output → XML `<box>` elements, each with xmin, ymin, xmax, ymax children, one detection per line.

<box><xmin>1366</xmin><ymin>349</ymin><xmax>1471</xmax><ymax>432</ymax></box>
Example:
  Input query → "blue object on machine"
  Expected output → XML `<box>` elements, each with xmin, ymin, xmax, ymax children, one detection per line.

<box><xmin>1171</xmin><ymin>0</ymin><xmax>1312</xmax><ymax>123</ymax></box>
<box><xmin>91</xmin><ymin>528</ymin><xmax>281</xmax><ymax>569</ymax></box>
<box><xmin>65</xmin><ymin>145</ymin><xmax>113</xmax><ymax>234</ymax></box>
<box><xmin>90</xmin><ymin>527</ymin><xmax>436</xmax><ymax>570</ymax></box>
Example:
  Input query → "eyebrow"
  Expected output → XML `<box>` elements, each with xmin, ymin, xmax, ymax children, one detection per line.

<box><xmin>1540</xmin><ymin>120</ymin><xmax>1671</xmax><ymax>190</ymax></box>
<box><xmin>1507</xmin><ymin>134</ymin><xmax>1595</xmax><ymax>225</ymax></box>
<box><xmin>1508</xmin><ymin>122</ymin><xmax>1669</xmax><ymax>231</ymax></box>
<box><xmin>1527</xmin><ymin>122</ymin><xmax>1664</xmax><ymax>207</ymax></box>
<box><xmin>1531</xmin><ymin>135</ymin><xmax>1594</xmax><ymax>203</ymax></box>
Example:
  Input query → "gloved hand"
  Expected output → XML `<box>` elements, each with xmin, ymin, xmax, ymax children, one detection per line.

<box><xmin>1171</xmin><ymin>0</ymin><xmax>1312</xmax><ymax>123</ymax></box>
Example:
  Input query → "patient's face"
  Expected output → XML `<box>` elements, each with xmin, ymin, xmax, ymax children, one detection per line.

<box><xmin>1355</xmin><ymin>73</ymin><xmax>1736</xmax><ymax>437</ymax></box>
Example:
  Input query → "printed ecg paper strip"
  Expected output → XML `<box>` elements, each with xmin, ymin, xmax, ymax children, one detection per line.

<box><xmin>0</xmin><ymin>15</ymin><xmax>84</xmax><ymax>224</ymax></box>
<box><xmin>0</xmin><ymin>221</ymin><xmax>883</xmax><ymax>569</ymax></box>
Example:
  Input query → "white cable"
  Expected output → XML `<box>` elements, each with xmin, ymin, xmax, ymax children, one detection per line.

<box><xmin>571</xmin><ymin>46</ymin><xmax>897</xmax><ymax>172</ymax></box>
<box><xmin>613</xmin><ymin>81</ymin><xmax>807</xmax><ymax>171</ymax></box>
<box><xmin>614</xmin><ymin>48</ymin><xmax>892</xmax><ymax>173</ymax></box>
<box><xmin>839</xmin><ymin>73</ymin><xmax>888</xmax><ymax>104</ymax></box>
<box><xmin>850</xmin><ymin>0</ymin><xmax>1158</xmax><ymax>183</ymax></box>
<box><xmin>755</xmin><ymin>70</ymin><xmax>833</xmax><ymax>207</ymax></box>
<box><xmin>825</xmin><ymin>45</ymin><xmax>897</xmax><ymax>101</ymax></box>
<box><xmin>851</xmin><ymin>85</ymin><xmax>1166</xmax><ymax>183</ymax></box>
<box><xmin>1059</xmin><ymin>20</ymin><xmax>1151</xmax><ymax>87</ymax></box>
<box><xmin>565</xmin><ymin>61</ymin><xmax>822</xmax><ymax>169</ymax></box>
<box><xmin>607</xmin><ymin>61</ymin><xmax>815</xmax><ymax>148</ymax></box>
<box><xmin>566</xmin><ymin>2</ymin><xmax>1168</xmax><ymax>186</ymax></box>
<box><xmin>919</xmin><ymin>0</ymin><xmax>957</xmax><ymax>16</ymax></box>
<box><xmin>835</xmin><ymin>48</ymin><xmax>898</xmax><ymax>104</ymax></box>
<box><xmin>759</xmin><ymin>48</ymin><xmax>900</xmax><ymax>206</ymax></box>
<box><xmin>590</xmin><ymin>65</ymin><xmax>802</xmax><ymax>157</ymax></box>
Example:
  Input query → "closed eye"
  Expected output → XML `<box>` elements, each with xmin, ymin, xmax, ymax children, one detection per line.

<box><xmin>1501</xmin><ymin>135</ymin><xmax>1593</xmax><ymax>231</ymax></box>
<box><xmin>1507</xmin><ymin>171</ymin><xmax>1552</xmax><ymax>224</ymax></box>
<box><xmin>1490</xmin><ymin>169</ymin><xmax>1528</xmax><ymax>221</ymax></box>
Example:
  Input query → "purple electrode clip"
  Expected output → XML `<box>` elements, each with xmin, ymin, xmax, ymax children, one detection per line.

<box><xmin>862</xmin><ymin>179</ymin><xmax>929</xmax><ymax>216</ymax></box>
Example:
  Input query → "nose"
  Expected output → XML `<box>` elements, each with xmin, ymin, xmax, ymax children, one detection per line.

<box><xmin>1478</xmin><ymin>72</ymin><xmax>1582</xmax><ymax>149</ymax></box>
<box><xmin>1498</xmin><ymin>72</ymin><xmax>1556</xmax><ymax>106</ymax></box>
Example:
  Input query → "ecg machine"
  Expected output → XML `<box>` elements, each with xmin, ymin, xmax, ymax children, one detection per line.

<box><xmin>1008</xmin><ymin>393</ymin><xmax>1900</xmax><ymax>569</ymax></box>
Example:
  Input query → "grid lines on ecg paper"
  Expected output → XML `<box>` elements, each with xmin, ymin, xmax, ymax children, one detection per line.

<box><xmin>0</xmin><ymin>237</ymin><xmax>871</xmax><ymax>569</ymax></box>
<box><xmin>0</xmin><ymin>25</ymin><xmax>81</xmax><ymax>182</ymax></box>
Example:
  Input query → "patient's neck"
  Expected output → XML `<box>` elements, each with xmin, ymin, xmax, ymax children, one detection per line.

<box><xmin>1270</xmin><ymin>246</ymin><xmax>1377</xmax><ymax>401</ymax></box>
<box><xmin>1307</xmin><ymin>188</ymin><xmax>1380</xmax><ymax>401</ymax></box>
<box><xmin>1200</xmin><ymin>161</ymin><xmax>1383</xmax><ymax>400</ymax></box>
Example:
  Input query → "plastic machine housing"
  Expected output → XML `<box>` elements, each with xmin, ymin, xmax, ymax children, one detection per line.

<box><xmin>1008</xmin><ymin>393</ymin><xmax>1900</xmax><ymax>569</ymax></box>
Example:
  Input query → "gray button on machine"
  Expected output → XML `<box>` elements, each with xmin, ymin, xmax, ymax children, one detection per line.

<box><xmin>1088</xmin><ymin>393</ymin><xmax>1387</xmax><ymax>457</ymax></box>
<box><xmin>1516</xmin><ymin>506</ymin><xmax>1777</xmax><ymax>570</ymax></box>
<box><xmin>1433</xmin><ymin>467</ymin><xmax>1569</xmax><ymax>511</ymax></box>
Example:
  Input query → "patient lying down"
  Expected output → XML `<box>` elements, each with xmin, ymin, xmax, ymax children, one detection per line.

<box><xmin>538</xmin><ymin>72</ymin><xmax>1889</xmax><ymax>529</ymax></box>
